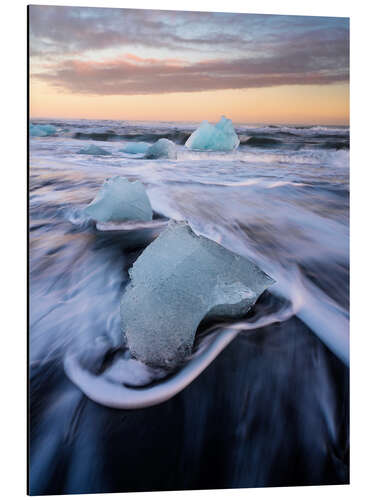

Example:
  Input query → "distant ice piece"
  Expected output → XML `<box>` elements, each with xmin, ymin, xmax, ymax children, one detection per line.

<box><xmin>121</xmin><ymin>221</ymin><xmax>275</xmax><ymax>369</ymax></box>
<box><xmin>29</xmin><ymin>123</ymin><xmax>57</xmax><ymax>137</ymax></box>
<box><xmin>145</xmin><ymin>138</ymin><xmax>177</xmax><ymax>159</ymax></box>
<box><xmin>78</xmin><ymin>144</ymin><xmax>111</xmax><ymax>156</ymax></box>
<box><xmin>84</xmin><ymin>176</ymin><xmax>153</xmax><ymax>223</ymax></box>
<box><xmin>120</xmin><ymin>142</ymin><xmax>150</xmax><ymax>154</ymax></box>
<box><xmin>185</xmin><ymin>116</ymin><xmax>240</xmax><ymax>151</ymax></box>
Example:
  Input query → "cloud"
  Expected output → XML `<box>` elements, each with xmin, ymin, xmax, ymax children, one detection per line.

<box><xmin>31</xmin><ymin>45</ymin><xmax>349</xmax><ymax>96</ymax></box>
<box><xmin>29</xmin><ymin>6</ymin><xmax>349</xmax><ymax>95</ymax></box>
<box><xmin>29</xmin><ymin>5</ymin><xmax>349</xmax><ymax>56</ymax></box>
<box><xmin>29</xmin><ymin>6</ymin><xmax>241</xmax><ymax>55</ymax></box>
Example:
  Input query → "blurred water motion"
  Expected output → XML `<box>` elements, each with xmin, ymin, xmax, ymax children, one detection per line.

<box><xmin>29</xmin><ymin>119</ymin><xmax>349</xmax><ymax>494</ymax></box>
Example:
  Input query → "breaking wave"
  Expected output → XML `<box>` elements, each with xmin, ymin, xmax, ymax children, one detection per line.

<box><xmin>30</xmin><ymin>119</ymin><xmax>349</xmax><ymax>150</ymax></box>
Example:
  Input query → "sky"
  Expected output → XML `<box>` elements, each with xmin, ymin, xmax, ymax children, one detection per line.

<box><xmin>29</xmin><ymin>6</ymin><xmax>349</xmax><ymax>125</ymax></box>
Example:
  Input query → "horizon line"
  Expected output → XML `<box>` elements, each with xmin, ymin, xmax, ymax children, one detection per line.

<box><xmin>29</xmin><ymin>116</ymin><xmax>350</xmax><ymax>128</ymax></box>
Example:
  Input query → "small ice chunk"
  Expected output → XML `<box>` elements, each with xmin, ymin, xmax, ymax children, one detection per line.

<box><xmin>121</xmin><ymin>221</ymin><xmax>275</xmax><ymax>369</ymax></box>
<box><xmin>120</xmin><ymin>142</ymin><xmax>150</xmax><ymax>154</ymax></box>
<box><xmin>185</xmin><ymin>116</ymin><xmax>239</xmax><ymax>151</ymax></box>
<box><xmin>78</xmin><ymin>144</ymin><xmax>111</xmax><ymax>155</ymax></box>
<box><xmin>29</xmin><ymin>123</ymin><xmax>57</xmax><ymax>137</ymax></box>
<box><xmin>84</xmin><ymin>176</ymin><xmax>153</xmax><ymax>222</ymax></box>
<box><xmin>145</xmin><ymin>138</ymin><xmax>177</xmax><ymax>159</ymax></box>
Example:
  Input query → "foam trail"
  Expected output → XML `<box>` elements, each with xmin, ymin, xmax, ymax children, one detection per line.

<box><xmin>267</xmin><ymin>267</ymin><xmax>349</xmax><ymax>366</ymax></box>
<box><xmin>294</xmin><ymin>278</ymin><xmax>349</xmax><ymax>365</ymax></box>
<box><xmin>64</xmin><ymin>329</ymin><xmax>238</xmax><ymax>409</ymax></box>
<box><xmin>64</xmin><ymin>300</ymin><xmax>294</xmax><ymax>409</ymax></box>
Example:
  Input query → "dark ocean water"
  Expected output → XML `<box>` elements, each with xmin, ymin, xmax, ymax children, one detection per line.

<box><xmin>28</xmin><ymin>119</ymin><xmax>349</xmax><ymax>494</ymax></box>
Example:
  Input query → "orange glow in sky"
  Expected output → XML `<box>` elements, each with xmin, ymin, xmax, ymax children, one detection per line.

<box><xmin>30</xmin><ymin>81</ymin><xmax>349</xmax><ymax>125</ymax></box>
<box><xmin>29</xmin><ymin>6</ymin><xmax>349</xmax><ymax>125</ymax></box>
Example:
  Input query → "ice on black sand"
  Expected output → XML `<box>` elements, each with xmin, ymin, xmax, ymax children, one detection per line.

<box><xmin>78</xmin><ymin>144</ymin><xmax>111</xmax><ymax>155</ymax></box>
<box><xmin>120</xmin><ymin>142</ymin><xmax>150</xmax><ymax>154</ymax></box>
<box><xmin>29</xmin><ymin>123</ymin><xmax>57</xmax><ymax>137</ymax></box>
<box><xmin>145</xmin><ymin>138</ymin><xmax>177</xmax><ymax>159</ymax></box>
<box><xmin>185</xmin><ymin>116</ymin><xmax>239</xmax><ymax>151</ymax></box>
<box><xmin>84</xmin><ymin>176</ymin><xmax>153</xmax><ymax>223</ymax></box>
<box><xmin>121</xmin><ymin>221</ymin><xmax>275</xmax><ymax>369</ymax></box>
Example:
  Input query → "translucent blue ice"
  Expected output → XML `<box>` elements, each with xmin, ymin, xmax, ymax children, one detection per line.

<box><xmin>121</xmin><ymin>221</ymin><xmax>275</xmax><ymax>369</ymax></box>
<box><xmin>185</xmin><ymin>116</ymin><xmax>240</xmax><ymax>151</ymax></box>
<box><xmin>78</xmin><ymin>144</ymin><xmax>111</xmax><ymax>155</ymax></box>
<box><xmin>84</xmin><ymin>176</ymin><xmax>153</xmax><ymax>223</ymax></box>
<box><xmin>145</xmin><ymin>138</ymin><xmax>177</xmax><ymax>159</ymax></box>
<box><xmin>29</xmin><ymin>123</ymin><xmax>57</xmax><ymax>137</ymax></box>
<box><xmin>120</xmin><ymin>142</ymin><xmax>150</xmax><ymax>154</ymax></box>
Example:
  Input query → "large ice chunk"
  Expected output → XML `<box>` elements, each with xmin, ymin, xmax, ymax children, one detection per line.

<box><xmin>84</xmin><ymin>176</ymin><xmax>153</xmax><ymax>222</ymax></box>
<box><xmin>185</xmin><ymin>116</ymin><xmax>239</xmax><ymax>151</ymax></box>
<box><xmin>121</xmin><ymin>221</ymin><xmax>275</xmax><ymax>369</ymax></box>
<box><xmin>29</xmin><ymin>123</ymin><xmax>57</xmax><ymax>137</ymax></box>
<box><xmin>120</xmin><ymin>142</ymin><xmax>150</xmax><ymax>154</ymax></box>
<box><xmin>145</xmin><ymin>138</ymin><xmax>177</xmax><ymax>159</ymax></box>
<box><xmin>78</xmin><ymin>144</ymin><xmax>111</xmax><ymax>155</ymax></box>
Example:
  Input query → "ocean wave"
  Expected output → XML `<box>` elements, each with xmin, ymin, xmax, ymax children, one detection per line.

<box><xmin>319</xmin><ymin>140</ymin><xmax>349</xmax><ymax>150</ymax></box>
<box><xmin>72</xmin><ymin>130</ymin><xmax>191</xmax><ymax>144</ymax></box>
<box><xmin>29</xmin><ymin>120</ymin><xmax>349</xmax><ymax>150</ymax></box>
<box><xmin>239</xmin><ymin>125</ymin><xmax>349</xmax><ymax>138</ymax></box>
<box><xmin>240</xmin><ymin>136</ymin><xmax>283</xmax><ymax>147</ymax></box>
